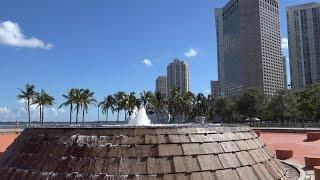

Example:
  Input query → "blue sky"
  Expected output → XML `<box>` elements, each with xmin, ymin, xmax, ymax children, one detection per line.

<box><xmin>0</xmin><ymin>0</ymin><xmax>317</xmax><ymax>122</ymax></box>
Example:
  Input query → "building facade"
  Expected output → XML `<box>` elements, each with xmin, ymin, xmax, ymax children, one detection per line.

<box><xmin>156</xmin><ymin>76</ymin><xmax>167</xmax><ymax>97</ymax></box>
<box><xmin>215</xmin><ymin>8</ymin><xmax>225</xmax><ymax>97</ymax></box>
<box><xmin>287</xmin><ymin>2</ymin><xmax>320</xmax><ymax>90</ymax></box>
<box><xmin>215</xmin><ymin>0</ymin><xmax>284</xmax><ymax>97</ymax></box>
<box><xmin>167</xmin><ymin>59</ymin><xmax>189</xmax><ymax>96</ymax></box>
<box><xmin>283</xmin><ymin>56</ymin><xmax>288</xmax><ymax>90</ymax></box>
<box><xmin>211</xmin><ymin>80</ymin><xmax>219</xmax><ymax>99</ymax></box>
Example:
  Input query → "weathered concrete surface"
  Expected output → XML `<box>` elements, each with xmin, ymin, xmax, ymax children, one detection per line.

<box><xmin>0</xmin><ymin>125</ymin><xmax>289</xmax><ymax>179</ymax></box>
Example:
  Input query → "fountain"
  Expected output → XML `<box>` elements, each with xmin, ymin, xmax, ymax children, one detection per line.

<box><xmin>128</xmin><ymin>106</ymin><xmax>151</xmax><ymax>126</ymax></box>
<box><xmin>0</xmin><ymin>111</ymin><xmax>296</xmax><ymax>179</ymax></box>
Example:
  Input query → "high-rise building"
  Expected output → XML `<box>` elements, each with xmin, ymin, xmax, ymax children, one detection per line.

<box><xmin>215</xmin><ymin>0</ymin><xmax>284</xmax><ymax>98</ymax></box>
<box><xmin>283</xmin><ymin>56</ymin><xmax>288</xmax><ymax>90</ymax></box>
<box><xmin>211</xmin><ymin>80</ymin><xmax>219</xmax><ymax>99</ymax></box>
<box><xmin>286</xmin><ymin>2</ymin><xmax>320</xmax><ymax>90</ymax></box>
<box><xmin>215</xmin><ymin>8</ymin><xmax>225</xmax><ymax>97</ymax></box>
<box><xmin>167</xmin><ymin>59</ymin><xmax>189</xmax><ymax>96</ymax></box>
<box><xmin>156</xmin><ymin>76</ymin><xmax>167</xmax><ymax>97</ymax></box>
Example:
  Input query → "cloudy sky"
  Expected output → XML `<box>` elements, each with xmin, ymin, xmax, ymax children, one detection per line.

<box><xmin>0</xmin><ymin>0</ymin><xmax>316</xmax><ymax>122</ymax></box>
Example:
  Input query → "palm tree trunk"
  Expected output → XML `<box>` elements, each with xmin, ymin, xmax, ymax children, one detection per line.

<box><xmin>156</xmin><ymin>111</ymin><xmax>160</xmax><ymax>124</ymax></box>
<box><xmin>97</xmin><ymin>106</ymin><xmax>100</xmax><ymax>124</ymax></box>
<box><xmin>117</xmin><ymin>110</ymin><xmax>120</xmax><ymax>123</ymax></box>
<box><xmin>27</xmin><ymin>99</ymin><xmax>31</xmax><ymax>125</ymax></box>
<box><xmin>125</xmin><ymin>110</ymin><xmax>127</xmax><ymax>123</ymax></box>
<box><xmin>69</xmin><ymin>104</ymin><xmax>73</xmax><ymax>124</ymax></box>
<box><xmin>39</xmin><ymin>106</ymin><xmax>42</xmax><ymax>123</ymax></box>
<box><xmin>106</xmin><ymin>110</ymin><xmax>109</xmax><ymax>123</ymax></box>
<box><xmin>82</xmin><ymin>108</ymin><xmax>85</xmax><ymax>123</ymax></box>
<box><xmin>76</xmin><ymin>106</ymin><xmax>79</xmax><ymax>124</ymax></box>
<box><xmin>41</xmin><ymin>105</ymin><xmax>44</xmax><ymax>124</ymax></box>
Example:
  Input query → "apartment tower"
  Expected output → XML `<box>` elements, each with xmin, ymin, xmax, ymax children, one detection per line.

<box><xmin>215</xmin><ymin>0</ymin><xmax>284</xmax><ymax>97</ymax></box>
<box><xmin>167</xmin><ymin>59</ymin><xmax>190</xmax><ymax>96</ymax></box>
<box><xmin>287</xmin><ymin>2</ymin><xmax>320</xmax><ymax>90</ymax></box>
<box><xmin>156</xmin><ymin>76</ymin><xmax>167</xmax><ymax>97</ymax></box>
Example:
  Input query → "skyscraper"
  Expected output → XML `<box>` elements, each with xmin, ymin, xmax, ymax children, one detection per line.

<box><xmin>286</xmin><ymin>2</ymin><xmax>320</xmax><ymax>90</ymax></box>
<box><xmin>215</xmin><ymin>8</ymin><xmax>225</xmax><ymax>97</ymax></box>
<box><xmin>167</xmin><ymin>58</ymin><xmax>189</xmax><ymax>96</ymax></box>
<box><xmin>156</xmin><ymin>76</ymin><xmax>167</xmax><ymax>97</ymax></box>
<box><xmin>211</xmin><ymin>80</ymin><xmax>219</xmax><ymax>99</ymax></box>
<box><xmin>215</xmin><ymin>0</ymin><xmax>284</xmax><ymax>98</ymax></box>
<box><xmin>283</xmin><ymin>56</ymin><xmax>288</xmax><ymax>90</ymax></box>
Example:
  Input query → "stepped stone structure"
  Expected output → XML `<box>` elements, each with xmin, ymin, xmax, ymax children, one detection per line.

<box><xmin>0</xmin><ymin>125</ymin><xmax>291</xmax><ymax>179</ymax></box>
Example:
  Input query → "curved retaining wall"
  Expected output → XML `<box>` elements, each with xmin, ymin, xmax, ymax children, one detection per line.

<box><xmin>0</xmin><ymin>126</ymin><xmax>287</xmax><ymax>179</ymax></box>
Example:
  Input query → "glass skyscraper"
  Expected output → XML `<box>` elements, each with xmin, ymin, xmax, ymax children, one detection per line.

<box><xmin>287</xmin><ymin>2</ymin><xmax>320</xmax><ymax>90</ymax></box>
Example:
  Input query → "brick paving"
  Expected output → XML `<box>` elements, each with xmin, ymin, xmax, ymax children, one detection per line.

<box><xmin>0</xmin><ymin>133</ymin><xmax>18</xmax><ymax>154</ymax></box>
<box><xmin>260</xmin><ymin>132</ymin><xmax>320</xmax><ymax>165</ymax></box>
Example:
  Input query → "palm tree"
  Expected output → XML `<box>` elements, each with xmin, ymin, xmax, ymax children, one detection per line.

<box><xmin>125</xmin><ymin>92</ymin><xmax>136</xmax><ymax>122</ymax></box>
<box><xmin>168</xmin><ymin>87</ymin><xmax>180</xmax><ymax>123</ymax></box>
<box><xmin>80</xmin><ymin>89</ymin><xmax>97</xmax><ymax>123</ymax></box>
<box><xmin>121</xmin><ymin>93</ymin><xmax>129</xmax><ymax>121</ymax></box>
<box><xmin>59</xmin><ymin>88</ymin><xmax>76</xmax><ymax>123</ymax></box>
<box><xmin>192</xmin><ymin>93</ymin><xmax>208</xmax><ymax>119</ymax></box>
<box><xmin>112</xmin><ymin>91</ymin><xmax>126</xmax><ymax>122</ymax></box>
<box><xmin>150</xmin><ymin>91</ymin><xmax>167</xmax><ymax>123</ymax></box>
<box><xmin>97</xmin><ymin>101</ymin><xmax>103</xmax><ymax>124</ymax></box>
<box><xmin>32</xmin><ymin>92</ymin><xmax>43</xmax><ymax>123</ymax></box>
<box><xmin>32</xmin><ymin>90</ymin><xmax>55</xmax><ymax>124</ymax></box>
<box><xmin>180</xmin><ymin>92</ymin><xmax>195</xmax><ymax>121</ymax></box>
<box><xmin>17</xmin><ymin>83</ymin><xmax>36</xmax><ymax>125</ymax></box>
<box><xmin>74</xmin><ymin>88</ymin><xmax>84</xmax><ymax>124</ymax></box>
<box><xmin>101</xmin><ymin>95</ymin><xmax>115</xmax><ymax>123</ymax></box>
<box><xmin>140</xmin><ymin>91</ymin><xmax>153</xmax><ymax>108</ymax></box>
<box><xmin>40</xmin><ymin>91</ymin><xmax>54</xmax><ymax>123</ymax></box>
<box><xmin>206</xmin><ymin>94</ymin><xmax>216</xmax><ymax>121</ymax></box>
<box><xmin>197</xmin><ymin>93</ymin><xmax>207</xmax><ymax>114</ymax></box>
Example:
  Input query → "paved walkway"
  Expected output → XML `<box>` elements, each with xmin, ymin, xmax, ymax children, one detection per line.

<box><xmin>0</xmin><ymin>129</ymin><xmax>22</xmax><ymax>133</ymax></box>
<box><xmin>0</xmin><ymin>133</ymin><xmax>19</xmax><ymax>154</ymax></box>
<box><xmin>253</xmin><ymin>127</ymin><xmax>320</xmax><ymax>132</ymax></box>
<box><xmin>260</xmin><ymin>132</ymin><xmax>320</xmax><ymax>165</ymax></box>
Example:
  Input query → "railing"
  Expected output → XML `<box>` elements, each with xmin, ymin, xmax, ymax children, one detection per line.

<box><xmin>248</xmin><ymin>122</ymin><xmax>320</xmax><ymax>130</ymax></box>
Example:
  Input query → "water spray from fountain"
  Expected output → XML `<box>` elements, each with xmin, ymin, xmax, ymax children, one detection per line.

<box><xmin>128</xmin><ymin>99</ymin><xmax>151</xmax><ymax>126</ymax></box>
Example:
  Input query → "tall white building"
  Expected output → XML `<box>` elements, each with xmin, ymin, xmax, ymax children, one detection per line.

<box><xmin>215</xmin><ymin>0</ymin><xmax>284</xmax><ymax>98</ymax></box>
<box><xmin>156</xmin><ymin>76</ymin><xmax>167</xmax><ymax>97</ymax></box>
<box><xmin>167</xmin><ymin>59</ymin><xmax>189</xmax><ymax>96</ymax></box>
<box><xmin>287</xmin><ymin>2</ymin><xmax>320</xmax><ymax>90</ymax></box>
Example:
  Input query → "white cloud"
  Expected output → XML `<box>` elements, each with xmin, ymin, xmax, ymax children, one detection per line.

<box><xmin>0</xmin><ymin>107</ymin><xmax>8</xmax><ymax>113</ymax></box>
<box><xmin>0</xmin><ymin>101</ymin><xmax>66</xmax><ymax>122</ymax></box>
<box><xmin>0</xmin><ymin>21</ymin><xmax>53</xmax><ymax>49</ymax></box>
<box><xmin>281</xmin><ymin>38</ymin><xmax>288</xmax><ymax>49</ymax></box>
<box><xmin>184</xmin><ymin>48</ymin><xmax>198</xmax><ymax>58</ymax></box>
<box><xmin>0</xmin><ymin>107</ymin><xmax>10</xmax><ymax>114</ymax></box>
<box><xmin>141</xmin><ymin>59</ymin><xmax>152</xmax><ymax>67</ymax></box>
<box><xmin>0</xmin><ymin>107</ymin><xmax>14</xmax><ymax>120</ymax></box>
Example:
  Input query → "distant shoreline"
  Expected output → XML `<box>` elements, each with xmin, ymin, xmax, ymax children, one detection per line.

<box><xmin>0</xmin><ymin>129</ymin><xmax>22</xmax><ymax>134</ymax></box>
